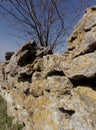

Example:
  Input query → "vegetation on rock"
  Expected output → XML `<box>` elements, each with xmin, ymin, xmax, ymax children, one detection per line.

<box><xmin>0</xmin><ymin>95</ymin><xmax>23</xmax><ymax>130</ymax></box>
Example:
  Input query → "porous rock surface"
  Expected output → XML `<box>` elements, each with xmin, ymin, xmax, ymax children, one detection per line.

<box><xmin>0</xmin><ymin>6</ymin><xmax>96</xmax><ymax>130</ymax></box>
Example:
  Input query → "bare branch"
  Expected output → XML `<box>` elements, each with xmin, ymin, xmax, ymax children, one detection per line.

<box><xmin>0</xmin><ymin>0</ymin><xmax>91</xmax><ymax>52</ymax></box>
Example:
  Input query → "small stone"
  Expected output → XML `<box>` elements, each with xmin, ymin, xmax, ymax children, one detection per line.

<box><xmin>5</xmin><ymin>52</ymin><xmax>14</xmax><ymax>61</ymax></box>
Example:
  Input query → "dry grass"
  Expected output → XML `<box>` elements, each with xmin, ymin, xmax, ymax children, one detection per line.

<box><xmin>0</xmin><ymin>95</ymin><xmax>23</xmax><ymax>130</ymax></box>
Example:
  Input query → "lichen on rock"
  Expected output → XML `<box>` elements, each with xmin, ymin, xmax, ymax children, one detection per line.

<box><xmin>0</xmin><ymin>5</ymin><xmax>96</xmax><ymax>130</ymax></box>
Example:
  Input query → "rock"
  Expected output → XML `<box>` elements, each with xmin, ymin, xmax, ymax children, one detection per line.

<box><xmin>0</xmin><ymin>5</ymin><xmax>96</xmax><ymax>130</ymax></box>
<box><xmin>36</xmin><ymin>46</ymin><xmax>53</xmax><ymax>57</ymax></box>
<box><xmin>58</xmin><ymin>86</ymin><xmax>96</xmax><ymax>130</ymax></box>
<box><xmin>4</xmin><ymin>40</ymin><xmax>53</xmax><ymax>83</ymax></box>
<box><xmin>24</xmin><ymin>95</ymin><xmax>35</xmax><ymax>114</ymax></box>
<box><xmin>0</xmin><ymin>62</ymin><xmax>6</xmax><ymax>82</ymax></box>
<box><xmin>62</xmin><ymin>51</ymin><xmax>96</xmax><ymax>79</ymax></box>
<box><xmin>5</xmin><ymin>52</ymin><xmax>14</xmax><ymax>61</ymax></box>
<box><xmin>30</xmin><ymin>76</ymin><xmax>73</xmax><ymax>97</ymax></box>
<box><xmin>62</xmin><ymin>5</ymin><xmax>96</xmax><ymax>80</ymax></box>
<box><xmin>10</xmin><ymin>89</ymin><xmax>26</xmax><ymax>107</ymax></box>
<box><xmin>67</xmin><ymin>5</ymin><xmax>96</xmax><ymax>59</ymax></box>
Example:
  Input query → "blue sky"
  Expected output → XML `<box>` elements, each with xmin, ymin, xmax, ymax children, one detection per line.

<box><xmin>0</xmin><ymin>0</ymin><xmax>96</xmax><ymax>61</ymax></box>
<box><xmin>0</xmin><ymin>19</ymin><xmax>25</xmax><ymax>60</ymax></box>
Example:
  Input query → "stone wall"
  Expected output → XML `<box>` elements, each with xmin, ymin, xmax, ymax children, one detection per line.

<box><xmin>0</xmin><ymin>5</ymin><xmax>96</xmax><ymax>130</ymax></box>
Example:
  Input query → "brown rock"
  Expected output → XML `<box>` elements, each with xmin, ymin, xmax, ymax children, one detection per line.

<box><xmin>30</xmin><ymin>76</ymin><xmax>73</xmax><ymax>97</ymax></box>
<box><xmin>67</xmin><ymin>5</ymin><xmax>96</xmax><ymax>59</ymax></box>
<box><xmin>24</xmin><ymin>95</ymin><xmax>35</xmax><ymax>114</ymax></box>
<box><xmin>62</xmin><ymin>51</ymin><xmax>96</xmax><ymax>79</ymax></box>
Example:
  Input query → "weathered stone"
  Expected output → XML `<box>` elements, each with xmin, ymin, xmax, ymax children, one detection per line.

<box><xmin>24</xmin><ymin>95</ymin><xmax>35</xmax><ymax>114</ymax></box>
<box><xmin>62</xmin><ymin>51</ymin><xmax>96</xmax><ymax>79</ymax></box>
<box><xmin>0</xmin><ymin>62</ymin><xmax>6</xmax><ymax>82</ymax></box>
<box><xmin>10</xmin><ymin>89</ymin><xmax>26</xmax><ymax>107</ymax></box>
<box><xmin>36</xmin><ymin>46</ymin><xmax>53</xmax><ymax>57</ymax></box>
<box><xmin>0</xmin><ymin>5</ymin><xmax>96</xmax><ymax>130</ymax></box>
<box><xmin>5</xmin><ymin>52</ymin><xmax>14</xmax><ymax>61</ymax></box>
<box><xmin>30</xmin><ymin>76</ymin><xmax>73</xmax><ymax>97</ymax></box>
<box><xmin>58</xmin><ymin>86</ymin><xmax>96</xmax><ymax>130</ymax></box>
<box><xmin>4</xmin><ymin>40</ymin><xmax>52</xmax><ymax>83</ymax></box>
<box><xmin>42</xmin><ymin>54</ymin><xmax>65</xmax><ymax>78</ymax></box>
<box><xmin>67</xmin><ymin>5</ymin><xmax>96</xmax><ymax>59</ymax></box>
<box><xmin>61</xmin><ymin>5</ymin><xmax>96</xmax><ymax>80</ymax></box>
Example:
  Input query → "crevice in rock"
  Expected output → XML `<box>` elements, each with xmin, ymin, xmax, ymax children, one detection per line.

<box><xmin>91</xmin><ymin>6</ymin><xmax>96</xmax><ymax>11</ymax></box>
<box><xmin>30</xmin><ymin>90</ymin><xmax>44</xmax><ymax>97</ymax></box>
<box><xmin>63</xmin><ymin>90</ymin><xmax>72</xmax><ymax>96</ymax></box>
<box><xmin>85</xmin><ymin>6</ymin><xmax>96</xmax><ymax>13</ymax></box>
<box><xmin>1</xmin><ymin>86</ymin><xmax>7</xmax><ymax>90</ymax></box>
<box><xmin>68</xmin><ymin>46</ymin><xmax>75</xmax><ymax>51</ymax></box>
<box><xmin>18</xmin><ymin>73</ymin><xmax>32</xmax><ymax>83</ymax></box>
<box><xmin>22</xmin><ymin>122</ymin><xmax>26</xmax><ymax>127</ymax></box>
<box><xmin>45</xmin><ymin>89</ymin><xmax>50</xmax><ymax>93</ymax></box>
<box><xmin>14</xmin><ymin>107</ymin><xmax>18</xmax><ymax>111</ymax></box>
<box><xmin>74</xmin><ymin>42</ymin><xmax>96</xmax><ymax>58</ymax></box>
<box><xmin>18</xmin><ymin>52</ymin><xmax>36</xmax><ymax>67</ymax></box>
<box><xmin>33</xmin><ymin>95</ymin><xmax>39</xmax><ymax>98</ymax></box>
<box><xmin>83</xmin><ymin>42</ymin><xmax>96</xmax><ymax>54</ymax></box>
<box><xmin>84</xmin><ymin>24</ymin><xmax>96</xmax><ymax>32</ymax></box>
<box><xmin>23</xmin><ymin>88</ymin><xmax>30</xmax><ymax>96</ymax></box>
<box><xmin>70</xmin><ymin>77</ymin><xmax>96</xmax><ymax>90</ymax></box>
<box><xmin>59</xmin><ymin>107</ymin><xmax>75</xmax><ymax>116</ymax></box>
<box><xmin>46</xmin><ymin>70</ymin><xmax>65</xmax><ymax>77</ymax></box>
<box><xmin>69</xmin><ymin>36</ymin><xmax>77</xmax><ymax>42</ymax></box>
<box><xmin>84</xmin><ymin>28</ymin><xmax>91</xmax><ymax>32</ymax></box>
<box><xmin>17</xmin><ymin>41</ymin><xmax>38</xmax><ymax>66</ymax></box>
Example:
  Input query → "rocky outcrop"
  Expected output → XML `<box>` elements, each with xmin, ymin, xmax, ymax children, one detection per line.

<box><xmin>67</xmin><ymin>5</ymin><xmax>96</xmax><ymax>59</ymax></box>
<box><xmin>63</xmin><ymin>5</ymin><xmax>96</xmax><ymax>80</ymax></box>
<box><xmin>0</xmin><ymin>5</ymin><xmax>96</xmax><ymax>130</ymax></box>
